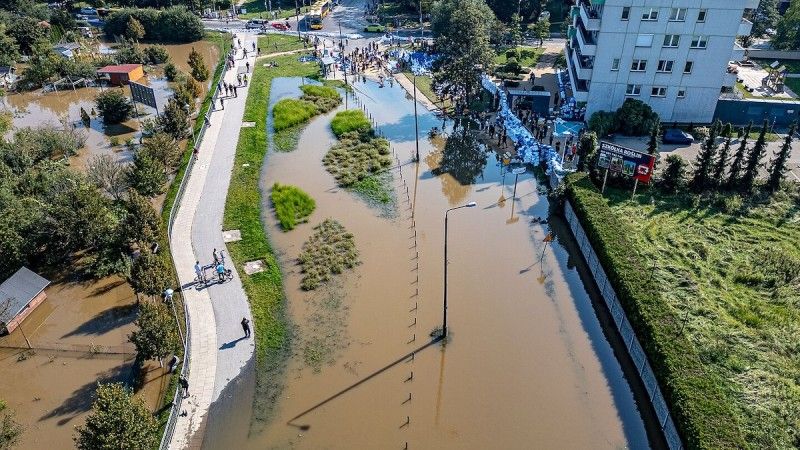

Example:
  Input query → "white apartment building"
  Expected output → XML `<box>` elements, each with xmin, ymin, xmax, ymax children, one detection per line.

<box><xmin>566</xmin><ymin>0</ymin><xmax>759</xmax><ymax>123</ymax></box>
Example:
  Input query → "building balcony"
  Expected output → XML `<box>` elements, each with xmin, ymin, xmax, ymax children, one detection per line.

<box><xmin>732</xmin><ymin>43</ymin><xmax>746</xmax><ymax>61</ymax></box>
<box><xmin>574</xmin><ymin>21</ymin><xmax>597</xmax><ymax>56</ymax></box>
<box><xmin>738</xmin><ymin>18</ymin><xmax>753</xmax><ymax>37</ymax></box>
<box><xmin>569</xmin><ymin>44</ymin><xmax>593</xmax><ymax>80</ymax></box>
<box><xmin>579</xmin><ymin>0</ymin><xmax>602</xmax><ymax>31</ymax></box>
<box><xmin>564</xmin><ymin>43</ymin><xmax>589</xmax><ymax>102</ymax></box>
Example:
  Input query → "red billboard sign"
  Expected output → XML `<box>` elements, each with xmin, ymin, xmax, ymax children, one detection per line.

<box><xmin>596</xmin><ymin>141</ymin><xmax>656</xmax><ymax>184</ymax></box>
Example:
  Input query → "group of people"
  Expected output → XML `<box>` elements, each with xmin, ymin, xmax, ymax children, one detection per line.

<box><xmin>194</xmin><ymin>248</ymin><xmax>231</xmax><ymax>285</ymax></box>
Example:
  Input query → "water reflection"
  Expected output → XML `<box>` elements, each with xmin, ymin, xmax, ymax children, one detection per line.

<box><xmin>431</xmin><ymin>130</ymin><xmax>487</xmax><ymax>186</ymax></box>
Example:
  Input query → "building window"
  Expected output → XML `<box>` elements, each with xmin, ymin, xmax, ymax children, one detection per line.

<box><xmin>677</xmin><ymin>88</ymin><xmax>686</xmax><ymax>98</ymax></box>
<box><xmin>690</xmin><ymin>36</ymin><xmax>708</xmax><ymax>48</ymax></box>
<box><xmin>684</xmin><ymin>61</ymin><xmax>694</xmax><ymax>73</ymax></box>
<box><xmin>657</xmin><ymin>60</ymin><xmax>674</xmax><ymax>72</ymax></box>
<box><xmin>636</xmin><ymin>34</ymin><xmax>654</xmax><ymax>47</ymax></box>
<box><xmin>669</xmin><ymin>8</ymin><xmax>686</xmax><ymax>21</ymax></box>
<box><xmin>663</xmin><ymin>34</ymin><xmax>680</xmax><ymax>47</ymax></box>
<box><xmin>697</xmin><ymin>9</ymin><xmax>707</xmax><ymax>22</ymax></box>
<box><xmin>631</xmin><ymin>59</ymin><xmax>647</xmax><ymax>71</ymax></box>
<box><xmin>621</xmin><ymin>7</ymin><xmax>630</xmax><ymax>20</ymax></box>
<box><xmin>642</xmin><ymin>8</ymin><xmax>659</xmax><ymax>21</ymax></box>
<box><xmin>626</xmin><ymin>84</ymin><xmax>642</xmax><ymax>96</ymax></box>
<box><xmin>611</xmin><ymin>58</ymin><xmax>620</xmax><ymax>70</ymax></box>
<box><xmin>651</xmin><ymin>86</ymin><xmax>667</xmax><ymax>97</ymax></box>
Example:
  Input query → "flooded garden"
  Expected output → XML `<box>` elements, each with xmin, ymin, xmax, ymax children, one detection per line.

<box><xmin>205</xmin><ymin>73</ymin><xmax>661</xmax><ymax>448</ymax></box>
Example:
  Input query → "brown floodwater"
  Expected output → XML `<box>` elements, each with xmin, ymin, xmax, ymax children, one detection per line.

<box><xmin>0</xmin><ymin>276</ymin><xmax>167</xmax><ymax>449</ymax></box>
<box><xmin>0</xmin><ymin>40</ymin><xmax>219</xmax><ymax>173</ymax></box>
<box><xmin>205</xmin><ymin>78</ymin><xmax>654</xmax><ymax>449</ymax></box>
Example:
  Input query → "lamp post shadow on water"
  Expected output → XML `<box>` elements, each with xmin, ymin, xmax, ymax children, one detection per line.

<box><xmin>442</xmin><ymin>201</ymin><xmax>477</xmax><ymax>339</ymax></box>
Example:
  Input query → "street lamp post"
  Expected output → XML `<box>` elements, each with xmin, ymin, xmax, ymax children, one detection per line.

<box><xmin>442</xmin><ymin>201</ymin><xmax>477</xmax><ymax>338</ymax></box>
<box><xmin>413</xmin><ymin>73</ymin><xmax>420</xmax><ymax>161</ymax></box>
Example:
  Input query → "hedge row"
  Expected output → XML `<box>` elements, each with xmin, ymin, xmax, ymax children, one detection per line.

<box><xmin>564</xmin><ymin>172</ymin><xmax>746</xmax><ymax>450</ymax></box>
<box><xmin>103</xmin><ymin>6</ymin><xmax>204</xmax><ymax>43</ymax></box>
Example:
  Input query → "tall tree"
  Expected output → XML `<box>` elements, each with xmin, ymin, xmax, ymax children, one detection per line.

<box><xmin>74</xmin><ymin>383</ymin><xmax>158</xmax><ymax>450</ymax></box>
<box><xmin>690</xmin><ymin>120</ymin><xmax>720</xmax><ymax>192</ymax></box>
<box><xmin>187</xmin><ymin>47</ymin><xmax>208</xmax><ymax>82</ymax></box>
<box><xmin>660</xmin><ymin>154</ymin><xmax>687</xmax><ymax>194</ymax></box>
<box><xmin>530</xmin><ymin>17</ymin><xmax>550</xmax><ymax>47</ymax></box>
<box><xmin>156</xmin><ymin>98</ymin><xmax>189</xmax><ymax>140</ymax></box>
<box><xmin>647</xmin><ymin>118</ymin><xmax>660</xmax><ymax>170</ymax></box>
<box><xmin>96</xmin><ymin>90</ymin><xmax>134</xmax><ymax>125</ymax></box>
<box><xmin>773</xmin><ymin>0</ymin><xmax>800</xmax><ymax>50</ymax></box>
<box><xmin>766</xmin><ymin>122</ymin><xmax>796</xmax><ymax>191</ymax></box>
<box><xmin>753</xmin><ymin>0</ymin><xmax>780</xmax><ymax>38</ymax></box>
<box><xmin>128</xmin><ymin>151</ymin><xmax>166</xmax><ymax>197</ymax></box>
<box><xmin>88</xmin><ymin>155</ymin><xmax>130</xmax><ymax>201</ymax></box>
<box><xmin>740</xmin><ymin>119</ymin><xmax>769</xmax><ymax>192</ymax></box>
<box><xmin>129</xmin><ymin>302</ymin><xmax>179</xmax><ymax>364</ymax></box>
<box><xmin>727</xmin><ymin>122</ymin><xmax>752</xmax><ymax>188</ymax></box>
<box><xmin>120</xmin><ymin>189</ymin><xmax>163</xmax><ymax>246</ymax></box>
<box><xmin>509</xmin><ymin>13</ymin><xmax>522</xmax><ymax>48</ymax></box>
<box><xmin>125</xmin><ymin>16</ymin><xmax>145</xmax><ymax>41</ymax></box>
<box><xmin>140</xmin><ymin>132</ymin><xmax>181</xmax><ymax>171</ymax></box>
<box><xmin>712</xmin><ymin>135</ymin><xmax>733</xmax><ymax>187</ymax></box>
<box><xmin>431</xmin><ymin>0</ymin><xmax>495</xmax><ymax>105</ymax></box>
<box><xmin>128</xmin><ymin>252</ymin><xmax>171</xmax><ymax>298</ymax></box>
<box><xmin>0</xmin><ymin>24</ymin><xmax>19</xmax><ymax>67</ymax></box>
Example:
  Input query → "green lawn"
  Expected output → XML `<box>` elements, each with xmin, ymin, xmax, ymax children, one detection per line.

<box><xmin>222</xmin><ymin>52</ymin><xmax>320</xmax><ymax>422</ymax></box>
<box><xmin>494</xmin><ymin>46</ymin><xmax>543</xmax><ymax>67</ymax></box>
<box><xmin>257</xmin><ymin>34</ymin><xmax>306</xmax><ymax>54</ymax></box>
<box><xmin>401</xmin><ymin>72</ymin><xmax>452</xmax><ymax>112</ymax></box>
<box><xmin>603</xmin><ymin>184</ymin><xmax>800</xmax><ymax>448</ymax></box>
<box><xmin>783</xmin><ymin>76</ymin><xmax>800</xmax><ymax>97</ymax></box>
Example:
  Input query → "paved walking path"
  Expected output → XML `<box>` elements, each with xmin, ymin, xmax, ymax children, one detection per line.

<box><xmin>168</xmin><ymin>32</ymin><xmax>257</xmax><ymax>449</ymax></box>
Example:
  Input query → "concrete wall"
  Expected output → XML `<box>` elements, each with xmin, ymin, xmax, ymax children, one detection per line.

<box><xmin>747</xmin><ymin>49</ymin><xmax>800</xmax><ymax>61</ymax></box>
<box><xmin>714</xmin><ymin>98</ymin><xmax>800</xmax><ymax>126</ymax></box>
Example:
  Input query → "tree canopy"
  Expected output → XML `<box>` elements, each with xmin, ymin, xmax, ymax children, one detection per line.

<box><xmin>74</xmin><ymin>383</ymin><xmax>159</xmax><ymax>450</ymax></box>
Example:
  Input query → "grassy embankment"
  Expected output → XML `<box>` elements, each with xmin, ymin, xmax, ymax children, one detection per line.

<box><xmin>257</xmin><ymin>34</ymin><xmax>306</xmax><ymax>54</ymax></box>
<box><xmin>270</xmin><ymin>183</ymin><xmax>315</xmax><ymax>231</ymax></box>
<box><xmin>401</xmin><ymin>71</ymin><xmax>452</xmax><ymax>112</ymax></box>
<box><xmin>154</xmin><ymin>31</ymin><xmax>231</xmax><ymax>437</ymax></box>
<box><xmin>601</xmin><ymin>183</ymin><xmax>800</xmax><ymax>448</ymax></box>
<box><xmin>325</xmin><ymin>110</ymin><xmax>394</xmax><ymax>209</ymax></box>
<box><xmin>567</xmin><ymin>171</ymin><xmax>800</xmax><ymax>448</ymax></box>
<box><xmin>273</xmin><ymin>84</ymin><xmax>342</xmax><ymax>151</ymax></box>
<box><xmin>222</xmin><ymin>52</ymin><xmax>319</xmax><ymax>422</ymax></box>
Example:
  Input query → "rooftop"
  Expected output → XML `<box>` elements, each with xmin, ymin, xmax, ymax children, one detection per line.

<box><xmin>97</xmin><ymin>64</ymin><xmax>142</xmax><ymax>74</ymax></box>
<box><xmin>0</xmin><ymin>267</ymin><xmax>50</xmax><ymax>325</ymax></box>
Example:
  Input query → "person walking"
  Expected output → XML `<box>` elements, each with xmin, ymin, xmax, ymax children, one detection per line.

<box><xmin>179</xmin><ymin>376</ymin><xmax>189</xmax><ymax>398</ymax></box>
<box><xmin>241</xmin><ymin>317</ymin><xmax>251</xmax><ymax>338</ymax></box>
<box><xmin>194</xmin><ymin>261</ymin><xmax>203</xmax><ymax>282</ymax></box>
<box><xmin>213</xmin><ymin>248</ymin><xmax>220</xmax><ymax>264</ymax></box>
<box><xmin>233</xmin><ymin>85</ymin><xmax>238</xmax><ymax>97</ymax></box>
<box><xmin>246</xmin><ymin>61</ymin><xmax>251</xmax><ymax>72</ymax></box>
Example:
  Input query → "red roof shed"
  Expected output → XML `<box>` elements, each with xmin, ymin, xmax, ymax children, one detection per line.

<box><xmin>96</xmin><ymin>64</ymin><xmax>144</xmax><ymax>86</ymax></box>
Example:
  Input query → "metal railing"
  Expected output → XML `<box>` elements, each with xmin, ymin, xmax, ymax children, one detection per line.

<box><xmin>158</xmin><ymin>37</ymin><xmax>233</xmax><ymax>450</ymax></box>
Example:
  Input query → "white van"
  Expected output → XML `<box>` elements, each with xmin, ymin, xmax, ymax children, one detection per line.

<box><xmin>246</xmin><ymin>19</ymin><xmax>267</xmax><ymax>29</ymax></box>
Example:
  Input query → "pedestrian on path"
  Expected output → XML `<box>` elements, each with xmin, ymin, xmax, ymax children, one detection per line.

<box><xmin>194</xmin><ymin>261</ymin><xmax>203</xmax><ymax>282</ymax></box>
<box><xmin>246</xmin><ymin>61</ymin><xmax>251</xmax><ymax>72</ymax></box>
<box><xmin>216</xmin><ymin>263</ymin><xmax>226</xmax><ymax>282</ymax></box>
<box><xmin>213</xmin><ymin>248</ymin><xmax>220</xmax><ymax>264</ymax></box>
<box><xmin>219</xmin><ymin>97</ymin><xmax>225</xmax><ymax>110</ymax></box>
<box><xmin>241</xmin><ymin>317</ymin><xmax>251</xmax><ymax>338</ymax></box>
<box><xmin>244</xmin><ymin>74</ymin><xmax>249</xmax><ymax>85</ymax></box>
<box><xmin>180</xmin><ymin>376</ymin><xmax>189</xmax><ymax>397</ymax></box>
<box><xmin>233</xmin><ymin>85</ymin><xmax>238</xmax><ymax>97</ymax></box>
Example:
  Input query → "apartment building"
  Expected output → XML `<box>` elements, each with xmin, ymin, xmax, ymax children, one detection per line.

<box><xmin>566</xmin><ymin>0</ymin><xmax>758</xmax><ymax>123</ymax></box>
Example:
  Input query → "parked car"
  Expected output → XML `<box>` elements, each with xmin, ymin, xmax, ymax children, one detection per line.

<box><xmin>364</xmin><ymin>23</ymin><xmax>386</xmax><ymax>33</ymax></box>
<box><xmin>663</xmin><ymin>128</ymin><xmax>694</xmax><ymax>145</ymax></box>
<box><xmin>271</xmin><ymin>22</ymin><xmax>289</xmax><ymax>30</ymax></box>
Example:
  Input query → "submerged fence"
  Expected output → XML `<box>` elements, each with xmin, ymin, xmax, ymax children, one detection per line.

<box><xmin>563</xmin><ymin>201</ymin><xmax>683</xmax><ymax>450</ymax></box>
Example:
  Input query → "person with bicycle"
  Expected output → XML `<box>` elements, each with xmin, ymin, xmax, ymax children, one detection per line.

<box><xmin>216</xmin><ymin>262</ymin><xmax>226</xmax><ymax>282</ymax></box>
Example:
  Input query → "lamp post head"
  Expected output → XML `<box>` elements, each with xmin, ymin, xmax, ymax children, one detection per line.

<box><xmin>466</xmin><ymin>201</ymin><xmax>477</xmax><ymax>208</ymax></box>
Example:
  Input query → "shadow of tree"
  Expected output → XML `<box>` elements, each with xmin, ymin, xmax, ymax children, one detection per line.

<box><xmin>61</xmin><ymin>304</ymin><xmax>137</xmax><ymax>339</ymax></box>
<box><xmin>39</xmin><ymin>362</ymin><xmax>133</xmax><ymax>425</ymax></box>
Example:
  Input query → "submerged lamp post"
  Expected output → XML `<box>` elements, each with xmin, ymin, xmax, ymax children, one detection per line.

<box><xmin>413</xmin><ymin>73</ymin><xmax>420</xmax><ymax>161</ymax></box>
<box><xmin>442</xmin><ymin>201</ymin><xmax>477</xmax><ymax>338</ymax></box>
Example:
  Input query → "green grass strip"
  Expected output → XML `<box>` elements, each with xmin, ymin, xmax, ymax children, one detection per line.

<box><xmin>565</xmin><ymin>172</ymin><xmax>746</xmax><ymax>450</ymax></box>
<box><xmin>330</xmin><ymin>109</ymin><xmax>372</xmax><ymax>137</ymax></box>
<box><xmin>222</xmin><ymin>52</ymin><xmax>319</xmax><ymax>422</ymax></box>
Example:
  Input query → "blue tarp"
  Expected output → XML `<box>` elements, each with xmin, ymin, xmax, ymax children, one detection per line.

<box><xmin>482</xmin><ymin>76</ymin><xmax>576</xmax><ymax>182</ymax></box>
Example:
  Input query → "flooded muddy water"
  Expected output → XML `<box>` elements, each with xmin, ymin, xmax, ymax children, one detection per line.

<box><xmin>0</xmin><ymin>276</ymin><xmax>167</xmax><ymax>449</ymax></box>
<box><xmin>208</xmin><ymin>77</ymin><xmax>654</xmax><ymax>449</ymax></box>
<box><xmin>0</xmin><ymin>40</ymin><xmax>219</xmax><ymax>173</ymax></box>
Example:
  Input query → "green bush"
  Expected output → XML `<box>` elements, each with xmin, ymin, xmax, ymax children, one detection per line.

<box><xmin>163</xmin><ymin>62</ymin><xmax>178</xmax><ymax>81</ymax></box>
<box><xmin>588</xmin><ymin>110</ymin><xmax>615</xmax><ymax>137</ymax></box>
<box><xmin>565</xmin><ymin>173</ymin><xmax>746</xmax><ymax>450</ymax></box>
<box><xmin>96</xmin><ymin>89</ymin><xmax>134</xmax><ymax>124</ymax></box>
<box><xmin>270</xmin><ymin>183</ymin><xmax>315</xmax><ymax>231</ymax></box>
<box><xmin>615</xmin><ymin>98</ymin><xmax>659</xmax><ymax>136</ymax></box>
<box><xmin>299</xmin><ymin>84</ymin><xmax>341</xmax><ymax>112</ymax></box>
<box><xmin>504</xmin><ymin>56</ymin><xmax>522</xmax><ymax>74</ymax></box>
<box><xmin>330</xmin><ymin>110</ymin><xmax>371</xmax><ymax>137</ymax></box>
<box><xmin>144</xmin><ymin>45</ymin><xmax>170</xmax><ymax>64</ymax></box>
<box><xmin>659</xmin><ymin>154</ymin><xmax>686</xmax><ymax>193</ymax></box>
<box><xmin>272</xmin><ymin>98</ymin><xmax>318</xmax><ymax>132</ymax></box>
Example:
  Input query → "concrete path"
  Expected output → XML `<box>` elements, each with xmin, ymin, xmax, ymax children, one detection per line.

<box><xmin>168</xmin><ymin>32</ymin><xmax>257</xmax><ymax>449</ymax></box>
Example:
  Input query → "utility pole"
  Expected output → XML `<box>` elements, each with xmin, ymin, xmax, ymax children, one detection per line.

<box><xmin>295</xmin><ymin>0</ymin><xmax>301</xmax><ymax>39</ymax></box>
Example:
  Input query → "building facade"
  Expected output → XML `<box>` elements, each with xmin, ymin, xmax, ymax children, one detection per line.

<box><xmin>566</xmin><ymin>0</ymin><xmax>758</xmax><ymax>123</ymax></box>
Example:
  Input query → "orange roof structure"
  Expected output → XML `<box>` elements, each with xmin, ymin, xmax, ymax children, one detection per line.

<box><xmin>97</xmin><ymin>64</ymin><xmax>143</xmax><ymax>74</ymax></box>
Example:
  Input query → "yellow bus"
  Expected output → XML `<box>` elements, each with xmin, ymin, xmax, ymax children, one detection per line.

<box><xmin>308</xmin><ymin>0</ymin><xmax>331</xmax><ymax>29</ymax></box>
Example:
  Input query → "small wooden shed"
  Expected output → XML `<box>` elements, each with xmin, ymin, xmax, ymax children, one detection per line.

<box><xmin>0</xmin><ymin>267</ymin><xmax>50</xmax><ymax>335</ymax></box>
<box><xmin>96</xmin><ymin>64</ymin><xmax>144</xmax><ymax>86</ymax></box>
